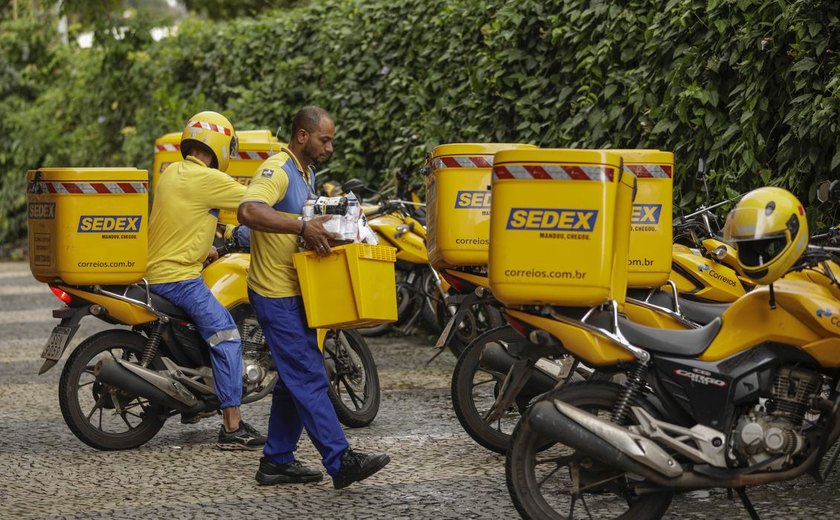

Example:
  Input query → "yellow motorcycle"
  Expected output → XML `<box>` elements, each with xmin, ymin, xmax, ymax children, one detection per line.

<box><xmin>505</xmin><ymin>187</ymin><xmax>840</xmax><ymax>519</ymax></box>
<box><xmin>38</xmin><ymin>247</ymin><xmax>381</xmax><ymax>450</ymax></box>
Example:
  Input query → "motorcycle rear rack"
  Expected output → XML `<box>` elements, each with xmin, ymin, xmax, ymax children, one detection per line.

<box><xmin>93</xmin><ymin>280</ymin><xmax>170</xmax><ymax>321</ymax></box>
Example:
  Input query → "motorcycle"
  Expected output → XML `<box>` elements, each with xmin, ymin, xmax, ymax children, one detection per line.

<box><xmin>505</xmin><ymin>188</ymin><xmax>840</xmax><ymax>519</ymax></box>
<box><xmin>38</xmin><ymin>247</ymin><xmax>381</xmax><ymax>451</ymax></box>
<box><xmin>448</xmin><ymin>207</ymin><xmax>739</xmax><ymax>455</ymax></box>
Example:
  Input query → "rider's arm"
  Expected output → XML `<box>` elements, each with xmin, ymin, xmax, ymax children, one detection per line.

<box><xmin>204</xmin><ymin>169</ymin><xmax>248</xmax><ymax>211</ymax></box>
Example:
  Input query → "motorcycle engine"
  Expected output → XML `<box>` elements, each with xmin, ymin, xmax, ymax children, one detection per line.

<box><xmin>238</xmin><ymin>316</ymin><xmax>273</xmax><ymax>389</ymax></box>
<box><xmin>732</xmin><ymin>367</ymin><xmax>822</xmax><ymax>470</ymax></box>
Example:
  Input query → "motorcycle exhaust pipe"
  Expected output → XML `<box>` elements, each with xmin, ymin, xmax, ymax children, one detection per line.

<box><xmin>528</xmin><ymin>399</ymin><xmax>683</xmax><ymax>479</ymax></box>
<box><xmin>479</xmin><ymin>342</ymin><xmax>559</xmax><ymax>393</ymax></box>
<box><xmin>94</xmin><ymin>356</ymin><xmax>198</xmax><ymax>412</ymax></box>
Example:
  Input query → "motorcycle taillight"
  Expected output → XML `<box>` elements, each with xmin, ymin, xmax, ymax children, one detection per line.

<box><xmin>504</xmin><ymin>313</ymin><xmax>529</xmax><ymax>337</ymax></box>
<box><xmin>439</xmin><ymin>270</ymin><xmax>464</xmax><ymax>292</ymax></box>
<box><xmin>49</xmin><ymin>286</ymin><xmax>73</xmax><ymax>305</ymax></box>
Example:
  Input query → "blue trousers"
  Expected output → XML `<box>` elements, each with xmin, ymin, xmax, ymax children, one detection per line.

<box><xmin>150</xmin><ymin>278</ymin><xmax>242</xmax><ymax>409</ymax></box>
<box><xmin>249</xmin><ymin>290</ymin><xmax>349</xmax><ymax>476</ymax></box>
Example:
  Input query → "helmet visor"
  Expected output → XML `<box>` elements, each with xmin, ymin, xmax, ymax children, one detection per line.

<box><xmin>723</xmin><ymin>207</ymin><xmax>790</xmax><ymax>242</ymax></box>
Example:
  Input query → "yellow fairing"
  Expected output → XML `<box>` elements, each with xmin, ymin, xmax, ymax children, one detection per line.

<box><xmin>370</xmin><ymin>213</ymin><xmax>428</xmax><ymax>264</ymax></box>
<box><xmin>671</xmin><ymin>248</ymin><xmax>745</xmax><ymax>302</ymax></box>
<box><xmin>506</xmin><ymin>309</ymin><xmax>634</xmax><ymax>366</ymax></box>
<box><xmin>623</xmin><ymin>302</ymin><xmax>690</xmax><ymax>330</ymax></box>
<box><xmin>700</xmin><ymin>280</ymin><xmax>840</xmax><ymax>365</ymax></box>
<box><xmin>202</xmin><ymin>252</ymin><xmax>251</xmax><ymax>309</ymax></box>
<box><xmin>60</xmin><ymin>286</ymin><xmax>157</xmax><ymax>325</ymax></box>
<box><xmin>782</xmin><ymin>261</ymin><xmax>840</xmax><ymax>300</ymax></box>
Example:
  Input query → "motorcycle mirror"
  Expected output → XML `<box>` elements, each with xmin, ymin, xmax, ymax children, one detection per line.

<box><xmin>817</xmin><ymin>180</ymin><xmax>839</xmax><ymax>203</ymax></box>
<box><xmin>342</xmin><ymin>178</ymin><xmax>366</xmax><ymax>194</ymax></box>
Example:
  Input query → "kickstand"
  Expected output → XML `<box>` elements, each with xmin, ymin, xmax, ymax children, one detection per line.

<box><xmin>735</xmin><ymin>487</ymin><xmax>761</xmax><ymax>520</ymax></box>
<box><xmin>424</xmin><ymin>346</ymin><xmax>447</xmax><ymax>367</ymax></box>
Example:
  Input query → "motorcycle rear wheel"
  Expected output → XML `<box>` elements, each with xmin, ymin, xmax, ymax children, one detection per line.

<box><xmin>506</xmin><ymin>382</ymin><xmax>673</xmax><ymax>520</ymax></box>
<box><xmin>58</xmin><ymin>330</ymin><xmax>166</xmax><ymax>451</ymax></box>
<box><xmin>323</xmin><ymin>330</ymin><xmax>380</xmax><ymax>427</ymax></box>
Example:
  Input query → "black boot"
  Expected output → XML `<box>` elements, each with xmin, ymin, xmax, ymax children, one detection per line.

<box><xmin>332</xmin><ymin>448</ymin><xmax>390</xmax><ymax>489</ymax></box>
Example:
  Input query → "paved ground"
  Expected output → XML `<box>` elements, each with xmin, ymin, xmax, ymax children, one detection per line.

<box><xmin>2</xmin><ymin>261</ymin><xmax>840</xmax><ymax>519</ymax></box>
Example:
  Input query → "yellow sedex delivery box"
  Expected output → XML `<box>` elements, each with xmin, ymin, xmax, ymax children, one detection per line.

<box><xmin>27</xmin><ymin>168</ymin><xmax>149</xmax><ymax>285</ymax></box>
<box><xmin>424</xmin><ymin>143</ymin><xmax>537</xmax><ymax>270</ymax></box>
<box><xmin>488</xmin><ymin>149</ymin><xmax>636</xmax><ymax>307</ymax></box>
<box><xmin>611</xmin><ymin>150</ymin><xmax>674</xmax><ymax>289</ymax></box>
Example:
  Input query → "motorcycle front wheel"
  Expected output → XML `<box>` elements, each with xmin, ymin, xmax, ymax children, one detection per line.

<box><xmin>58</xmin><ymin>330</ymin><xmax>166</xmax><ymax>451</ymax></box>
<box><xmin>323</xmin><ymin>329</ymin><xmax>380</xmax><ymax>427</ymax></box>
<box><xmin>440</xmin><ymin>297</ymin><xmax>506</xmax><ymax>358</ymax></box>
<box><xmin>506</xmin><ymin>382</ymin><xmax>673</xmax><ymax>520</ymax></box>
<box><xmin>450</xmin><ymin>326</ymin><xmax>533</xmax><ymax>453</ymax></box>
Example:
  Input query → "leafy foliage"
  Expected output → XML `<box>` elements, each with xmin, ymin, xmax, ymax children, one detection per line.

<box><xmin>1</xmin><ymin>0</ymin><xmax>838</xmax><ymax>243</ymax></box>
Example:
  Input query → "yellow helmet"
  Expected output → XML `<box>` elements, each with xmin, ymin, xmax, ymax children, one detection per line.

<box><xmin>180</xmin><ymin>111</ymin><xmax>238</xmax><ymax>172</ymax></box>
<box><xmin>723</xmin><ymin>187</ymin><xmax>808</xmax><ymax>285</ymax></box>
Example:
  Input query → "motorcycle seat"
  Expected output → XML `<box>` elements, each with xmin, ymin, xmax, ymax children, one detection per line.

<box><xmin>617</xmin><ymin>316</ymin><xmax>722</xmax><ymax>357</ymax></box>
<box><xmin>630</xmin><ymin>288</ymin><xmax>729</xmax><ymax>326</ymax></box>
<box><xmin>676</xmin><ymin>298</ymin><xmax>729</xmax><ymax>325</ymax></box>
<box><xmin>100</xmin><ymin>285</ymin><xmax>190</xmax><ymax>320</ymax></box>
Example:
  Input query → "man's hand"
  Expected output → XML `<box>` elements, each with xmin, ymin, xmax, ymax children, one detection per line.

<box><xmin>303</xmin><ymin>216</ymin><xmax>339</xmax><ymax>256</ymax></box>
<box><xmin>204</xmin><ymin>246</ymin><xmax>220</xmax><ymax>267</ymax></box>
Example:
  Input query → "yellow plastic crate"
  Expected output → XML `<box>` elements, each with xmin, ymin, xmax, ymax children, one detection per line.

<box><xmin>27</xmin><ymin>168</ymin><xmax>149</xmax><ymax>285</ymax></box>
<box><xmin>425</xmin><ymin>143</ymin><xmax>537</xmax><ymax>270</ymax></box>
<box><xmin>153</xmin><ymin>129</ymin><xmax>284</xmax><ymax>225</ymax></box>
<box><xmin>293</xmin><ymin>244</ymin><xmax>398</xmax><ymax>329</ymax></box>
<box><xmin>614</xmin><ymin>150</ymin><xmax>674</xmax><ymax>289</ymax></box>
<box><xmin>488</xmin><ymin>149</ymin><xmax>635</xmax><ymax>307</ymax></box>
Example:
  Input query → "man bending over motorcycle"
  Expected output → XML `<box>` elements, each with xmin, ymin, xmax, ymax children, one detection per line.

<box><xmin>145</xmin><ymin>111</ymin><xmax>266</xmax><ymax>450</ymax></box>
<box><xmin>238</xmin><ymin>105</ymin><xmax>390</xmax><ymax>488</ymax></box>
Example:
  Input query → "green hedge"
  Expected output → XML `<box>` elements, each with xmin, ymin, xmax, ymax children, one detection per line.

<box><xmin>1</xmin><ymin>0</ymin><xmax>838</xmax><ymax>243</ymax></box>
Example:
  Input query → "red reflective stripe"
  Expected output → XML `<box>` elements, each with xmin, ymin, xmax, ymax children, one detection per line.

<box><xmin>561</xmin><ymin>166</ymin><xmax>590</xmax><ymax>180</ymax></box>
<box><xmin>45</xmin><ymin>183</ymin><xmax>57</xmax><ymax>193</ymax></box>
<box><xmin>63</xmin><ymin>183</ymin><xmax>83</xmax><ymax>194</ymax></box>
<box><xmin>471</xmin><ymin>156</ymin><xmax>492</xmax><ymax>167</ymax></box>
<box><xmin>626</xmin><ymin>164</ymin><xmax>672</xmax><ymax>178</ymax></box>
<box><xmin>524</xmin><ymin>165</ymin><xmax>552</xmax><ymax>179</ymax></box>
<box><xmin>117</xmin><ymin>183</ymin><xmax>137</xmax><ymax>193</ymax></box>
<box><xmin>493</xmin><ymin>166</ymin><xmax>514</xmax><ymax>179</ymax></box>
<box><xmin>441</xmin><ymin>157</ymin><xmax>461</xmax><ymax>168</ymax></box>
<box><xmin>91</xmin><ymin>183</ymin><xmax>111</xmax><ymax>194</ymax></box>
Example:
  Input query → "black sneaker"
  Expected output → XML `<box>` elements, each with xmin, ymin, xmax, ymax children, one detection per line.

<box><xmin>255</xmin><ymin>457</ymin><xmax>323</xmax><ymax>485</ymax></box>
<box><xmin>216</xmin><ymin>421</ymin><xmax>266</xmax><ymax>450</ymax></box>
<box><xmin>332</xmin><ymin>448</ymin><xmax>390</xmax><ymax>489</ymax></box>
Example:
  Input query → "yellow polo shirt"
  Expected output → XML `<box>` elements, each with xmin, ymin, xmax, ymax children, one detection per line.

<box><xmin>145</xmin><ymin>156</ymin><xmax>246</xmax><ymax>284</ymax></box>
<box><xmin>242</xmin><ymin>149</ymin><xmax>314</xmax><ymax>298</ymax></box>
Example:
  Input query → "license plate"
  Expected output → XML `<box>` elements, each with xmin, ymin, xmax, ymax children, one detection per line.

<box><xmin>434</xmin><ymin>314</ymin><xmax>458</xmax><ymax>349</ymax></box>
<box><xmin>41</xmin><ymin>326</ymin><xmax>73</xmax><ymax>361</ymax></box>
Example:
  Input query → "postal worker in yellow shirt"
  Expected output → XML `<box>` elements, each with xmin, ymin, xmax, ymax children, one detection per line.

<box><xmin>238</xmin><ymin>105</ymin><xmax>390</xmax><ymax>488</ymax></box>
<box><xmin>146</xmin><ymin>111</ymin><xmax>265</xmax><ymax>450</ymax></box>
